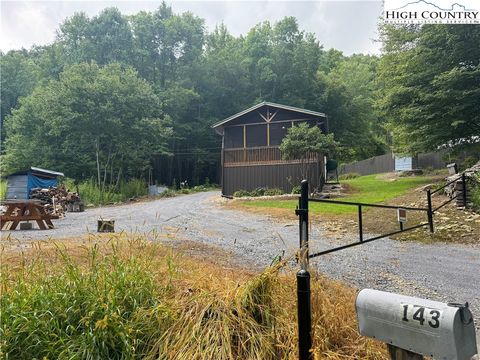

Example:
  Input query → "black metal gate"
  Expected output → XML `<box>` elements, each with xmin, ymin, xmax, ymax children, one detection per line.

<box><xmin>294</xmin><ymin>174</ymin><xmax>468</xmax><ymax>359</ymax></box>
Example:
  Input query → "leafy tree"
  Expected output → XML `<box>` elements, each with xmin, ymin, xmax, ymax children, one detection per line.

<box><xmin>130</xmin><ymin>3</ymin><xmax>205</xmax><ymax>88</ymax></box>
<box><xmin>58</xmin><ymin>8</ymin><xmax>134</xmax><ymax>66</ymax></box>
<box><xmin>377</xmin><ymin>24</ymin><xmax>480</xmax><ymax>154</ymax></box>
<box><xmin>1</xmin><ymin>5</ymin><xmax>388</xmax><ymax>188</ymax></box>
<box><xmin>280</xmin><ymin>123</ymin><xmax>338</xmax><ymax>179</ymax></box>
<box><xmin>0</xmin><ymin>51</ymin><xmax>40</xmax><ymax>133</ymax></box>
<box><xmin>3</xmin><ymin>62</ymin><xmax>172</xmax><ymax>187</ymax></box>
<box><xmin>243</xmin><ymin>17</ymin><xmax>323</xmax><ymax>107</ymax></box>
<box><xmin>57</xmin><ymin>12</ymin><xmax>93</xmax><ymax>64</ymax></box>
<box><xmin>315</xmin><ymin>54</ymin><xmax>385</xmax><ymax>161</ymax></box>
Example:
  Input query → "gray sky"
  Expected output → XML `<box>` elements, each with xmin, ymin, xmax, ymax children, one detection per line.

<box><xmin>0</xmin><ymin>1</ymin><xmax>383</xmax><ymax>55</ymax></box>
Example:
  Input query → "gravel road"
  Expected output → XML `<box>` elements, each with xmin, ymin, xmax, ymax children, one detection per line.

<box><xmin>3</xmin><ymin>191</ymin><xmax>479</xmax><ymax>339</ymax></box>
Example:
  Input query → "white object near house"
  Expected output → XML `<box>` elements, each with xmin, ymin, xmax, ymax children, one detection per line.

<box><xmin>356</xmin><ymin>289</ymin><xmax>478</xmax><ymax>359</ymax></box>
<box><xmin>148</xmin><ymin>185</ymin><xmax>168</xmax><ymax>196</ymax></box>
<box><xmin>395</xmin><ymin>156</ymin><xmax>419</xmax><ymax>171</ymax></box>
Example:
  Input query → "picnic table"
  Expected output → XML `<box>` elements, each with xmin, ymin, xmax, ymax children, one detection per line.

<box><xmin>0</xmin><ymin>200</ymin><xmax>59</xmax><ymax>230</ymax></box>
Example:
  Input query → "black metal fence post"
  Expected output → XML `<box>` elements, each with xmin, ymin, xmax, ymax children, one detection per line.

<box><xmin>462</xmin><ymin>173</ymin><xmax>467</xmax><ymax>207</ymax></box>
<box><xmin>299</xmin><ymin>180</ymin><xmax>309</xmax><ymax>263</ymax></box>
<box><xmin>297</xmin><ymin>269</ymin><xmax>312</xmax><ymax>360</ymax></box>
<box><xmin>427</xmin><ymin>189</ymin><xmax>434</xmax><ymax>233</ymax></box>
<box><xmin>358</xmin><ymin>205</ymin><xmax>363</xmax><ymax>242</ymax></box>
<box><xmin>295</xmin><ymin>180</ymin><xmax>312</xmax><ymax>360</ymax></box>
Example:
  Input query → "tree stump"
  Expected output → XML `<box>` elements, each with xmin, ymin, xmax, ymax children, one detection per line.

<box><xmin>97</xmin><ymin>219</ymin><xmax>115</xmax><ymax>233</ymax></box>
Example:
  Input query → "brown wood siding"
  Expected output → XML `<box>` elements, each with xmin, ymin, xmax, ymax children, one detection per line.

<box><xmin>222</xmin><ymin>160</ymin><xmax>324</xmax><ymax>196</ymax></box>
<box><xmin>224</xmin><ymin>147</ymin><xmax>319</xmax><ymax>166</ymax></box>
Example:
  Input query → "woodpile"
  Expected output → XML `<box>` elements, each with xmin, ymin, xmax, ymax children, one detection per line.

<box><xmin>30</xmin><ymin>185</ymin><xmax>84</xmax><ymax>216</ymax></box>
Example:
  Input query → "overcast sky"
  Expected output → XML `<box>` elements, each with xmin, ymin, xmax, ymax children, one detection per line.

<box><xmin>0</xmin><ymin>1</ymin><xmax>383</xmax><ymax>55</ymax></box>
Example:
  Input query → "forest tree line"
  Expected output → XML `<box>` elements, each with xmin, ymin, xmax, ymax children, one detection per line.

<box><xmin>1</xmin><ymin>3</ymin><xmax>479</xmax><ymax>187</ymax></box>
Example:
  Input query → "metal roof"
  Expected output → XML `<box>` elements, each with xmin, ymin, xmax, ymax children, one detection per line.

<box><xmin>211</xmin><ymin>101</ymin><xmax>326</xmax><ymax>129</ymax></box>
<box><xmin>30</xmin><ymin>167</ymin><xmax>64</xmax><ymax>177</ymax></box>
<box><xmin>7</xmin><ymin>167</ymin><xmax>64</xmax><ymax>177</ymax></box>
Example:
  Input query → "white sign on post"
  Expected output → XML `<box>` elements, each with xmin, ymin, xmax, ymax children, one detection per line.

<box><xmin>397</xmin><ymin>208</ymin><xmax>407</xmax><ymax>223</ymax></box>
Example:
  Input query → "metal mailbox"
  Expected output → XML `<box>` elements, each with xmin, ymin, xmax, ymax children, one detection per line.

<box><xmin>356</xmin><ymin>289</ymin><xmax>478</xmax><ymax>359</ymax></box>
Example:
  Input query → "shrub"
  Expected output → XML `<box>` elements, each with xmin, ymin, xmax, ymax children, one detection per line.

<box><xmin>61</xmin><ymin>178</ymin><xmax>148</xmax><ymax>206</ymax></box>
<box><xmin>291</xmin><ymin>185</ymin><xmax>301</xmax><ymax>194</ymax></box>
<box><xmin>0</xmin><ymin>179</ymin><xmax>6</xmax><ymax>200</ymax></box>
<box><xmin>191</xmin><ymin>184</ymin><xmax>218</xmax><ymax>192</ymax></box>
<box><xmin>461</xmin><ymin>156</ymin><xmax>477</xmax><ymax>171</ymax></box>
<box><xmin>160</xmin><ymin>189</ymin><xmax>176</xmax><ymax>198</ymax></box>
<box><xmin>250</xmin><ymin>187</ymin><xmax>266</xmax><ymax>197</ymax></box>
<box><xmin>233</xmin><ymin>189</ymin><xmax>250</xmax><ymax>197</ymax></box>
<box><xmin>119</xmin><ymin>179</ymin><xmax>148</xmax><ymax>199</ymax></box>
<box><xmin>1</xmin><ymin>242</ymin><xmax>169</xmax><ymax>359</ymax></box>
<box><xmin>264</xmin><ymin>188</ymin><xmax>284</xmax><ymax>196</ymax></box>
<box><xmin>339</xmin><ymin>172</ymin><xmax>361</xmax><ymax>180</ymax></box>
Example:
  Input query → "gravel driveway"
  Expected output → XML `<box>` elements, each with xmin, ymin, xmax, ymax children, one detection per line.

<box><xmin>3</xmin><ymin>191</ymin><xmax>480</xmax><ymax>339</ymax></box>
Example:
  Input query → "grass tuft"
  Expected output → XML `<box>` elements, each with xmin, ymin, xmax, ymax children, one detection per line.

<box><xmin>1</xmin><ymin>236</ymin><xmax>387</xmax><ymax>359</ymax></box>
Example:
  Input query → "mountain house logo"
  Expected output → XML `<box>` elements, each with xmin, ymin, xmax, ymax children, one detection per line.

<box><xmin>384</xmin><ymin>0</ymin><xmax>479</xmax><ymax>24</ymax></box>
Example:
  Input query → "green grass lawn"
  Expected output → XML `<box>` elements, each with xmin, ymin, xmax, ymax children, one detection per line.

<box><xmin>241</xmin><ymin>174</ymin><xmax>437</xmax><ymax>215</ymax></box>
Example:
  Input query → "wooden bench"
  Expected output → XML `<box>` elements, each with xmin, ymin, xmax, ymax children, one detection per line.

<box><xmin>1</xmin><ymin>200</ymin><xmax>59</xmax><ymax>230</ymax></box>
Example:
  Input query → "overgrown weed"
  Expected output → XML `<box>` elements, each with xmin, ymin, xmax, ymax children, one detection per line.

<box><xmin>1</xmin><ymin>235</ymin><xmax>387</xmax><ymax>359</ymax></box>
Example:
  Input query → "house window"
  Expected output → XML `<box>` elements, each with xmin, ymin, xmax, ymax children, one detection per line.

<box><xmin>246</xmin><ymin>124</ymin><xmax>267</xmax><ymax>147</ymax></box>
<box><xmin>225</xmin><ymin>126</ymin><xmax>244</xmax><ymax>148</ymax></box>
<box><xmin>269</xmin><ymin>122</ymin><xmax>291</xmax><ymax>146</ymax></box>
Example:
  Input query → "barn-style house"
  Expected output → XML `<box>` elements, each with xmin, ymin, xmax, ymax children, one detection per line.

<box><xmin>213</xmin><ymin>102</ymin><xmax>328</xmax><ymax>196</ymax></box>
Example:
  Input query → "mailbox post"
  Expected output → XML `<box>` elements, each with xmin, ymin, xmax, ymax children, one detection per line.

<box><xmin>356</xmin><ymin>289</ymin><xmax>478</xmax><ymax>360</ymax></box>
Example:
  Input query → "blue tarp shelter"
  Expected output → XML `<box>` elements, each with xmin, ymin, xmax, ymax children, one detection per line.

<box><xmin>5</xmin><ymin>167</ymin><xmax>64</xmax><ymax>199</ymax></box>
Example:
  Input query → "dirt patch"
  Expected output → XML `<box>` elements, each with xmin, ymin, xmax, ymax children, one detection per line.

<box><xmin>224</xmin><ymin>200</ymin><xmax>296</xmax><ymax>221</ymax></box>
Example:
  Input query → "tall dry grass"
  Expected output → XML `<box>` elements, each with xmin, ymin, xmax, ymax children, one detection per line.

<box><xmin>0</xmin><ymin>235</ymin><xmax>387</xmax><ymax>359</ymax></box>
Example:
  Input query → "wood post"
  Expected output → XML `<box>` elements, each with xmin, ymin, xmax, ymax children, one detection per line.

<box><xmin>455</xmin><ymin>175</ymin><xmax>470</xmax><ymax>208</ymax></box>
<box><xmin>387</xmin><ymin>345</ymin><xmax>424</xmax><ymax>360</ymax></box>
<box><xmin>97</xmin><ymin>219</ymin><xmax>115</xmax><ymax>233</ymax></box>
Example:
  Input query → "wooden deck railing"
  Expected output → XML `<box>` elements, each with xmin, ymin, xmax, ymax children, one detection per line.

<box><xmin>224</xmin><ymin>147</ymin><xmax>319</xmax><ymax>166</ymax></box>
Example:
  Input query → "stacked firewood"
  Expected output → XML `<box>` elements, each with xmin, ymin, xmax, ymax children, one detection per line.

<box><xmin>30</xmin><ymin>185</ymin><xmax>83</xmax><ymax>216</ymax></box>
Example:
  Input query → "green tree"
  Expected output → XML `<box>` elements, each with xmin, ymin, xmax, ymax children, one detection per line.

<box><xmin>377</xmin><ymin>24</ymin><xmax>480</xmax><ymax>154</ymax></box>
<box><xmin>0</xmin><ymin>51</ymin><xmax>40</xmax><ymax>133</ymax></box>
<box><xmin>242</xmin><ymin>17</ymin><xmax>323</xmax><ymax>107</ymax></box>
<box><xmin>1</xmin><ymin>5</ymin><xmax>385</xmax><ymax>187</ymax></box>
<box><xmin>130</xmin><ymin>3</ymin><xmax>205</xmax><ymax>88</ymax></box>
<box><xmin>3</xmin><ymin>62</ymin><xmax>172</xmax><ymax>186</ymax></box>
<box><xmin>280</xmin><ymin>122</ymin><xmax>338</xmax><ymax>179</ymax></box>
<box><xmin>315</xmin><ymin>54</ymin><xmax>385</xmax><ymax>161</ymax></box>
<box><xmin>57</xmin><ymin>12</ymin><xmax>93</xmax><ymax>64</ymax></box>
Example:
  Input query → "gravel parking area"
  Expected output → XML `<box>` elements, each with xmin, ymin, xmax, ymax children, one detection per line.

<box><xmin>2</xmin><ymin>191</ymin><xmax>479</xmax><ymax>338</ymax></box>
